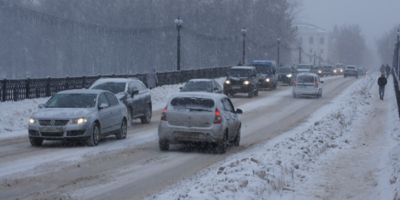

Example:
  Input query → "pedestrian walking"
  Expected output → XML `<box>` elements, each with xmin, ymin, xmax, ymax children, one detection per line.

<box><xmin>380</xmin><ymin>64</ymin><xmax>385</xmax><ymax>74</ymax></box>
<box><xmin>377</xmin><ymin>73</ymin><xmax>387</xmax><ymax>100</ymax></box>
<box><xmin>386</xmin><ymin>64</ymin><xmax>391</xmax><ymax>78</ymax></box>
<box><xmin>147</xmin><ymin>68</ymin><xmax>158</xmax><ymax>89</ymax></box>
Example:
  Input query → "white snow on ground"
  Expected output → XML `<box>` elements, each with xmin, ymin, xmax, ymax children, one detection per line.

<box><xmin>1</xmin><ymin>75</ymin><xmax>399</xmax><ymax>199</ymax></box>
<box><xmin>147</xmin><ymin>74</ymin><xmax>400</xmax><ymax>200</ymax></box>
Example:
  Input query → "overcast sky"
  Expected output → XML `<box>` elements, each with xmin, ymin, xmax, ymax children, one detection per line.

<box><xmin>298</xmin><ymin>0</ymin><xmax>400</xmax><ymax>49</ymax></box>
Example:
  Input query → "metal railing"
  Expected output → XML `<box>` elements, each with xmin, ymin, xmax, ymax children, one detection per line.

<box><xmin>0</xmin><ymin>66</ymin><xmax>230</xmax><ymax>102</ymax></box>
<box><xmin>392</xmin><ymin>34</ymin><xmax>400</xmax><ymax>118</ymax></box>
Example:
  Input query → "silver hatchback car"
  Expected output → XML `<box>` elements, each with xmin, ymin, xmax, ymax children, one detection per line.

<box><xmin>28</xmin><ymin>89</ymin><xmax>128</xmax><ymax>146</ymax></box>
<box><xmin>292</xmin><ymin>73</ymin><xmax>324</xmax><ymax>98</ymax></box>
<box><xmin>158</xmin><ymin>92</ymin><xmax>243</xmax><ymax>154</ymax></box>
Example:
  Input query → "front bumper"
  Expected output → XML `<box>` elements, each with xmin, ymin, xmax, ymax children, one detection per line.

<box><xmin>28</xmin><ymin>121</ymin><xmax>92</xmax><ymax>140</ymax></box>
<box><xmin>158</xmin><ymin>121</ymin><xmax>224</xmax><ymax>144</ymax></box>
<box><xmin>223</xmin><ymin>84</ymin><xmax>253</xmax><ymax>93</ymax></box>
<box><xmin>277</xmin><ymin>75</ymin><xmax>292</xmax><ymax>83</ymax></box>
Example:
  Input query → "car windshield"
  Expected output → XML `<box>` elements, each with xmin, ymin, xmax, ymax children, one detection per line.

<box><xmin>253</xmin><ymin>65</ymin><xmax>272</xmax><ymax>74</ymax></box>
<box><xmin>347</xmin><ymin>67</ymin><xmax>356</xmax><ymax>70</ymax></box>
<box><xmin>323</xmin><ymin>66</ymin><xmax>332</xmax><ymax>69</ymax></box>
<box><xmin>170</xmin><ymin>97</ymin><xmax>215</xmax><ymax>111</ymax></box>
<box><xmin>297</xmin><ymin>65</ymin><xmax>311</xmax><ymax>69</ymax></box>
<box><xmin>91</xmin><ymin>82</ymin><xmax>126</xmax><ymax>94</ymax></box>
<box><xmin>277</xmin><ymin>68</ymin><xmax>291</xmax><ymax>73</ymax></box>
<box><xmin>296</xmin><ymin>76</ymin><xmax>315</xmax><ymax>83</ymax></box>
<box><xmin>45</xmin><ymin>94</ymin><xmax>97</xmax><ymax>108</ymax></box>
<box><xmin>183</xmin><ymin>81</ymin><xmax>212</xmax><ymax>91</ymax></box>
<box><xmin>228</xmin><ymin>69</ymin><xmax>252</xmax><ymax>77</ymax></box>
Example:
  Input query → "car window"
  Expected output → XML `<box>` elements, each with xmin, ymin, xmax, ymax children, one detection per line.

<box><xmin>105</xmin><ymin>92</ymin><xmax>118</xmax><ymax>106</ymax></box>
<box><xmin>137</xmin><ymin>81</ymin><xmax>148</xmax><ymax>90</ymax></box>
<box><xmin>183</xmin><ymin>81</ymin><xmax>212</xmax><ymax>91</ymax></box>
<box><xmin>170</xmin><ymin>97</ymin><xmax>215</xmax><ymax>111</ymax></box>
<box><xmin>91</xmin><ymin>82</ymin><xmax>126</xmax><ymax>94</ymax></box>
<box><xmin>213</xmin><ymin>80</ymin><xmax>221</xmax><ymax>89</ymax></box>
<box><xmin>221</xmin><ymin>98</ymin><xmax>234</xmax><ymax>113</ymax></box>
<box><xmin>129</xmin><ymin>82</ymin><xmax>138</xmax><ymax>93</ymax></box>
<box><xmin>135</xmin><ymin>81</ymin><xmax>145</xmax><ymax>91</ymax></box>
<box><xmin>297</xmin><ymin>75</ymin><xmax>315</xmax><ymax>83</ymax></box>
<box><xmin>98</xmin><ymin>93</ymin><xmax>109</xmax><ymax>106</ymax></box>
<box><xmin>45</xmin><ymin>93</ymin><xmax>96</xmax><ymax>108</ymax></box>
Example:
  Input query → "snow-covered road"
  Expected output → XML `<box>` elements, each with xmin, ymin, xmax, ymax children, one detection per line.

<box><xmin>0</xmin><ymin>74</ymin><xmax>399</xmax><ymax>200</ymax></box>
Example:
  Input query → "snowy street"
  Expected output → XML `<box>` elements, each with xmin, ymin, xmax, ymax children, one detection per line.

<box><xmin>0</xmin><ymin>73</ymin><xmax>399</xmax><ymax>199</ymax></box>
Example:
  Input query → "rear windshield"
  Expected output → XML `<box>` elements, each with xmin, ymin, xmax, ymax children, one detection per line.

<box><xmin>346</xmin><ymin>67</ymin><xmax>356</xmax><ymax>70</ymax></box>
<box><xmin>91</xmin><ymin>82</ymin><xmax>126</xmax><ymax>94</ymax></box>
<box><xmin>296</xmin><ymin>76</ymin><xmax>315</xmax><ymax>83</ymax></box>
<box><xmin>170</xmin><ymin>97</ymin><xmax>215</xmax><ymax>111</ymax></box>
<box><xmin>182</xmin><ymin>81</ymin><xmax>212</xmax><ymax>91</ymax></box>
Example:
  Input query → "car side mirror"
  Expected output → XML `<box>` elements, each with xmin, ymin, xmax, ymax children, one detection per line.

<box><xmin>236</xmin><ymin>108</ymin><xmax>243</xmax><ymax>114</ymax></box>
<box><xmin>99</xmin><ymin>103</ymin><xmax>109</xmax><ymax>109</ymax></box>
<box><xmin>131</xmin><ymin>89</ymin><xmax>139</xmax><ymax>97</ymax></box>
<box><xmin>321</xmin><ymin>81</ymin><xmax>324</xmax><ymax>83</ymax></box>
<box><xmin>38</xmin><ymin>103</ymin><xmax>44</xmax><ymax>109</ymax></box>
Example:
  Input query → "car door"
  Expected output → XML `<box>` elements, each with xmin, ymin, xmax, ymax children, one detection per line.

<box><xmin>97</xmin><ymin>93</ymin><xmax>112</xmax><ymax>134</ymax></box>
<box><xmin>134</xmin><ymin>81</ymin><xmax>148</xmax><ymax>115</ymax></box>
<box><xmin>221</xmin><ymin>98</ymin><xmax>237</xmax><ymax>139</ymax></box>
<box><xmin>127</xmin><ymin>81</ymin><xmax>141</xmax><ymax>118</ymax></box>
<box><xmin>105</xmin><ymin>92</ymin><xmax>121</xmax><ymax>131</ymax></box>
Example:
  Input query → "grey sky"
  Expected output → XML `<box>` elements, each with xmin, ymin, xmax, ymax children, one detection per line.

<box><xmin>298</xmin><ymin>0</ymin><xmax>400</xmax><ymax>48</ymax></box>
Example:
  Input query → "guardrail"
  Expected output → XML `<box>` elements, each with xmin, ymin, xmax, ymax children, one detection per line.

<box><xmin>0</xmin><ymin>66</ymin><xmax>230</xmax><ymax>102</ymax></box>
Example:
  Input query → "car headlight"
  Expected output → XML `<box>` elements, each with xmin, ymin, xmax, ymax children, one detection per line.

<box><xmin>318</xmin><ymin>70</ymin><xmax>322</xmax><ymax>73</ymax></box>
<box><xmin>286</xmin><ymin>74</ymin><xmax>292</xmax><ymax>78</ymax></box>
<box><xmin>265</xmin><ymin>78</ymin><xmax>270</xmax><ymax>82</ymax></box>
<box><xmin>334</xmin><ymin>70</ymin><xmax>337</xmax><ymax>73</ymax></box>
<box><xmin>70</xmin><ymin>118</ymin><xmax>88</xmax><ymax>125</ymax></box>
<box><xmin>225</xmin><ymin>80</ymin><xmax>231</xmax><ymax>84</ymax></box>
<box><xmin>29</xmin><ymin>118</ymin><xmax>36</xmax><ymax>124</ymax></box>
<box><xmin>340</xmin><ymin>69</ymin><xmax>343</xmax><ymax>72</ymax></box>
<box><xmin>243</xmin><ymin>80</ymin><xmax>250</xmax><ymax>85</ymax></box>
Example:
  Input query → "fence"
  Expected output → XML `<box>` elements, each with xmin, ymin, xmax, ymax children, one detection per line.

<box><xmin>0</xmin><ymin>66</ymin><xmax>231</xmax><ymax>102</ymax></box>
<box><xmin>392</xmin><ymin>35</ymin><xmax>400</xmax><ymax>118</ymax></box>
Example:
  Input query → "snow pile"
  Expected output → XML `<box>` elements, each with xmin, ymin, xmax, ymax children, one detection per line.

<box><xmin>0</xmin><ymin>98</ymin><xmax>48</xmax><ymax>134</ymax></box>
<box><xmin>389</xmin><ymin>89</ymin><xmax>400</xmax><ymax>199</ymax></box>
<box><xmin>148</xmin><ymin>77</ymin><xmax>375</xmax><ymax>199</ymax></box>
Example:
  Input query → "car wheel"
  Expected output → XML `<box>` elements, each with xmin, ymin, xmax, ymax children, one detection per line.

<box><xmin>115</xmin><ymin>119</ymin><xmax>127</xmax><ymax>139</ymax></box>
<box><xmin>233</xmin><ymin>126</ymin><xmax>241</xmax><ymax>147</ymax></box>
<box><xmin>159</xmin><ymin>140</ymin><xmax>169</xmax><ymax>151</ymax></box>
<box><xmin>86</xmin><ymin>123</ymin><xmax>100</xmax><ymax>146</ymax></box>
<box><xmin>344</xmin><ymin>75</ymin><xmax>346</xmax><ymax>78</ymax></box>
<box><xmin>213</xmin><ymin>130</ymin><xmax>228</xmax><ymax>154</ymax></box>
<box><xmin>140</xmin><ymin>105</ymin><xmax>152</xmax><ymax>124</ymax></box>
<box><xmin>254</xmin><ymin>89</ymin><xmax>259</xmax><ymax>97</ymax></box>
<box><xmin>320</xmin><ymin>90</ymin><xmax>323</xmax><ymax>98</ymax></box>
<box><xmin>29</xmin><ymin>137</ymin><xmax>43</xmax><ymax>146</ymax></box>
<box><xmin>248</xmin><ymin>89</ymin><xmax>254</xmax><ymax>98</ymax></box>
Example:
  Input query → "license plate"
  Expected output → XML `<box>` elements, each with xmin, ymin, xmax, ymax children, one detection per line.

<box><xmin>40</xmin><ymin>127</ymin><xmax>63</xmax><ymax>132</ymax></box>
<box><xmin>175</xmin><ymin>132</ymin><xmax>199</xmax><ymax>138</ymax></box>
<box><xmin>232</xmin><ymin>86</ymin><xmax>241</xmax><ymax>89</ymax></box>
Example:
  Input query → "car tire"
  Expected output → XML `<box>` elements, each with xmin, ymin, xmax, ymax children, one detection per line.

<box><xmin>86</xmin><ymin>123</ymin><xmax>100</xmax><ymax>146</ymax></box>
<box><xmin>159</xmin><ymin>140</ymin><xmax>169</xmax><ymax>151</ymax></box>
<box><xmin>254</xmin><ymin>89</ymin><xmax>259</xmax><ymax>97</ymax></box>
<box><xmin>115</xmin><ymin>119</ymin><xmax>127</xmax><ymax>139</ymax></box>
<box><xmin>140</xmin><ymin>105</ymin><xmax>152</xmax><ymax>124</ymax></box>
<box><xmin>213</xmin><ymin>130</ymin><xmax>228</xmax><ymax>154</ymax></box>
<box><xmin>29</xmin><ymin>137</ymin><xmax>43</xmax><ymax>146</ymax></box>
<box><xmin>233</xmin><ymin>126</ymin><xmax>241</xmax><ymax>147</ymax></box>
<box><xmin>248</xmin><ymin>89</ymin><xmax>254</xmax><ymax>98</ymax></box>
<box><xmin>344</xmin><ymin>75</ymin><xmax>346</xmax><ymax>78</ymax></box>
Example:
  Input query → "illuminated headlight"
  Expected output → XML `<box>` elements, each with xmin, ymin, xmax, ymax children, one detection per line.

<box><xmin>225</xmin><ymin>80</ymin><xmax>231</xmax><ymax>84</ymax></box>
<box><xmin>243</xmin><ymin>80</ymin><xmax>250</xmax><ymax>85</ymax></box>
<box><xmin>29</xmin><ymin>118</ymin><xmax>36</xmax><ymax>124</ymax></box>
<box><xmin>340</xmin><ymin>69</ymin><xmax>343</xmax><ymax>72</ymax></box>
<box><xmin>318</xmin><ymin>70</ymin><xmax>322</xmax><ymax>73</ymax></box>
<box><xmin>71</xmin><ymin>118</ymin><xmax>88</xmax><ymax>125</ymax></box>
<box><xmin>334</xmin><ymin>70</ymin><xmax>337</xmax><ymax>73</ymax></box>
<box><xmin>265</xmin><ymin>78</ymin><xmax>270</xmax><ymax>82</ymax></box>
<box><xmin>286</xmin><ymin>74</ymin><xmax>292</xmax><ymax>78</ymax></box>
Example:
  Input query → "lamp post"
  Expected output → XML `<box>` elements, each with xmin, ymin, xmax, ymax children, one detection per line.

<box><xmin>241</xmin><ymin>28</ymin><xmax>247</xmax><ymax>65</ymax></box>
<box><xmin>174</xmin><ymin>17</ymin><xmax>183</xmax><ymax>71</ymax></box>
<box><xmin>277</xmin><ymin>37</ymin><xmax>281</xmax><ymax>66</ymax></box>
<box><xmin>298</xmin><ymin>42</ymin><xmax>302</xmax><ymax>64</ymax></box>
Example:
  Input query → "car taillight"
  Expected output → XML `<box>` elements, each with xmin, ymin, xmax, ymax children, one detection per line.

<box><xmin>293</xmin><ymin>81</ymin><xmax>296</xmax><ymax>87</ymax></box>
<box><xmin>161</xmin><ymin>106</ymin><xmax>167</xmax><ymax>121</ymax></box>
<box><xmin>315</xmin><ymin>82</ymin><xmax>318</xmax><ymax>88</ymax></box>
<box><xmin>213</xmin><ymin>109</ymin><xmax>222</xmax><ymax>124</ymax></box>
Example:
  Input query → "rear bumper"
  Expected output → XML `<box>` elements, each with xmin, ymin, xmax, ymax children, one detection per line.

<box><xmin>158</xmin><ymin>121</ymin><xmax>224</xmax><ymax>144</ymax></box>
<box><xmin>293</xmin><ymin>87</ymin><xmax>319</xmax><ymax>96</ymax></box>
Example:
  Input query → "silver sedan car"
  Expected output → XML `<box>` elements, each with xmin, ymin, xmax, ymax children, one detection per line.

<box><xmin>28</xmin><ymin>89</ymin><xmax>128</xmax><ymax>146</ymax></box>
<box><xmin>158</xmin><ymin>92</ymin><xmax>243</xmax><ymax>154</ymax></box>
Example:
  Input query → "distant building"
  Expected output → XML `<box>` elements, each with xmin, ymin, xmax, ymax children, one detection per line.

<box><xmin>292</xmin><ymin>23</ymin><xmax>329</xmax><ymax>66</ymax></box>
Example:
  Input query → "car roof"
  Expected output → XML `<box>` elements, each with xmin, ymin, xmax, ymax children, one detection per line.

<box><xmin>297</xmin><ymin>72</ymin><xmax>318</xmax><ymax>77</ymax></box>
<box><xmin>57</xmin><ymin>89</ymin><xmax>108</xmax><ymax>95</ymax></box>
<box><xmin>187</xmin><ymin>79</ymin><xmax>213</xmax><ymax>82</ymax></box>
<box><xmin>93</xmin><ymin>78</ymin><xmax>138</xmax><ymax>84</ymax></box>
<box><xmin>230</xmin><ymin>66</ymin><xmax>255</xmax><ymax>70</ymax></box>
<box><xmin>251</xmin><ymin>60</ymin><xmax>276</xmax><ymax>65</ymax></box>
<box><xmin>169</xmin><ymin>92</ymin><xmax>226</xmax><ymax>100</ymax></box>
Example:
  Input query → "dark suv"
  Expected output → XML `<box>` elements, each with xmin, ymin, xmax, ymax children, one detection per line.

<box><xmin>322</xmin><ymin>65</ymin><xmax>334</xmax><ymax>76</ymax></box>
<box><xmin>223</xmin><ymin>66</ymin><xmax>261</xmax><ymax>98</ymax></box>
<box><xmin>277</xmin><ymin>66</ymin><xmax>296</xmax><ymax>86</ymax></box>
<box><xmin>89</xmin><ymin>78</ymin><xmax>152</xmax><ymax>124</ymax></box>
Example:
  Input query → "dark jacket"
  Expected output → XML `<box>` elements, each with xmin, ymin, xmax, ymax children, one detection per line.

<box><xmin>378</xmin><ymin>76</ymin><xmax>387</xmax><ymax>86</ymax></box>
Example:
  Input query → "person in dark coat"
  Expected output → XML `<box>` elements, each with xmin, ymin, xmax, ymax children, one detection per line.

<box><xmin>377</xmin><ymin>73</ymin><xmax>387</xmax><ymax>100</ymax></box>
<box><xmin>146</xmin><ymin>68</ymin><xmax>158</xmax><ymax>89</ymax></box>
<box><xmin>386</xmin><ymin>64</ymin><xmax>391</xmax><ymax>78</ymax></box>
<box><xmin>380</xmin><ymin>64</ymin><xmax>386</xmax><ymax>74</ymax></box>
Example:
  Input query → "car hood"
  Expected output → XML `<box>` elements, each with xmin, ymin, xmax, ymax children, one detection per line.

<box><xmin>227</xmin><ymin>77</ymin><xmax>249</xmax><ymax>81</ymax></box>
<box><xmin>32</xmin><ymin>108</ymin><xmax>96</xmax><ymax>119</ymax></box>
<box><xmin>277</xmin><ymin>73</ymin><xmax>289</xmax><ymax>76</ymax></box>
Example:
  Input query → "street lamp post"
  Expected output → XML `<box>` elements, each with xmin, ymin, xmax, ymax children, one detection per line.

<box><xmin>298</xmin><ymin>42</ymin><xmax>302</xmax><ymax>64</ymax></box>
<box><xmin>277</xmin><ymin>37</ymin><xmax>281</xmax><ymax>66</ymax></box>
<box><xmin>241</xmin><ymin>28</ymin><xmax>247</xmax><ymax>65</ymax></box>
<box><xmin>174</xmin><ymin>17</ymin><xmax>183</xmax><ymax>71</ymax></box>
